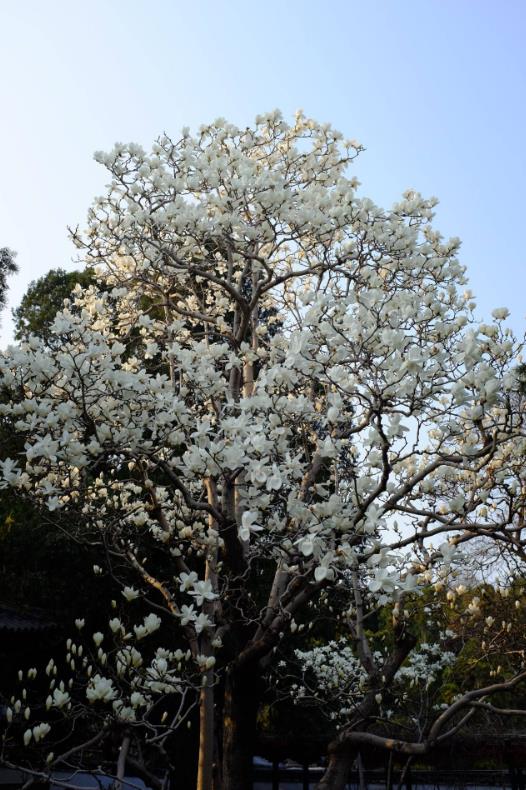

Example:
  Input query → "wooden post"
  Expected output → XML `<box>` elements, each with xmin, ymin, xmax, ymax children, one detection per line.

<box><xmin>357</xmin><ymin>752</ymin><xmax>366</xmax><ymax>790</ymax></box>
<box><xmin>386</xmin><ymin>751</ymin><xmax>394</xmax><ymax>790</ymax></box>
<box><xmin>405</xmin><ymin>764</ymin><xmax>412</xmax><ymax>790</ymax></box>
<box><xmin>272</xmin><ymin>760</ymin><xmax>279</xmax><ymax>790</ymax></box>
<box><xmin>302</xmin><ymin>762</ymin><xmax>310</xmax><ymax>790</ymax></box>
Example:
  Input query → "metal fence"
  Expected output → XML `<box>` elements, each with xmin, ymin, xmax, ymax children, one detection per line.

<box><xmin>2</xmin><ymin>764</ymin><xmax>525</xmax><ymax>790</ymax></box>
<box><xmin>252</xmin><ymin>762</ymin><xmax>526</xmax><ymax>790</ymax></box>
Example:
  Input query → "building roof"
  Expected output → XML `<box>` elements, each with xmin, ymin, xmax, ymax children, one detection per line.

<box><xmin>0</xmin><ymin>606</ymin><xmax>55</xmax><ymax>633</ymax></box>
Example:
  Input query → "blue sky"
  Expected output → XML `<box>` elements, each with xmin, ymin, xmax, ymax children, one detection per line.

<box><xmin>1</xmin><ymin>0</ymin><xmax>525</xmax><ymax>342</ymax></box>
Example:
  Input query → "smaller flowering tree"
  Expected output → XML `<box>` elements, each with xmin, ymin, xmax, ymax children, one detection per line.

<box><xmin>294</xmin><ymin>573</ymin><xmax>526</xmax><ymax>789</ymax></box>
<box><xmin>1</xmin><ymin>610</ymin><xmax>198</xmax><ymax>788</ymax></box>
<box><xmin>285</xmin><ymin>635</ymin><xmax>455</xmax><ymax>729</ymax></box>
<box><xmin>277</xmin><ymin>632</ymin><xmax>457</xmax><ymax>768</ymax></box>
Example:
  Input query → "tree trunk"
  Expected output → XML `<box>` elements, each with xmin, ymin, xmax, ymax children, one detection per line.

<box><xmin>116</xmin><ymin>733</ymin><xmax>131</xmax><ymax>790</ymax></box>
<box><xmin>315</xmin><ymin>748</ymin><xmax>355</xmax><ymax>790</ymax></box>
<box><xmin>196</xmin><ymin>669</ymin><xmax>215</xmax><ymax>790</ymax></box>
<box><xmin>221</xmin><ymin>668</ymin><xmax>260</xmax><ymax>790</ymax></box>
<box><xmin>197</xmin><ymin>482</ymin><xmax>220</xmax><ymax>790</ymax></box>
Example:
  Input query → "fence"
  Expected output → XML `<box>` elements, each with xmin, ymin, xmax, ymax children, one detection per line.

<box><xmin>252</xmin><ymin>762</ymin><xmax>526</xmax><ymax>790</ymax></box>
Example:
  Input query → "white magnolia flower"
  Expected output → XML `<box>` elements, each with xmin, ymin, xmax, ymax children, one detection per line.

<box><xmin>297</xmin><ymin>535</ymin><xmax>315</xmax><ymax>557</ymax></box>
<box><xmin>221</xmin><ymin>444</ymin><xmax>246</xmax><ymax>469</ymax></box>
<box><xmin>86</xmin><ymin>675</ymin><xmax>118</xmax><ymax>703</ymax></box>
<box><xmin>248</xmin><ymin>460</ymin><xmax>269</xmax><ymax>485</ymax></box>
<box><xmin>134</xmin><ymin>613</ymin><xmax>161</xmax><ymax>639</ymax></box>
<box><xmin>188</xmin><ymin>580</ymin><xmax>217</xmax><ymax>606</ymax></box>
<box><xmin>32</xmin><ymin>722</ymin><xmax>51</xmax><ymax>742</ymax></box>
<box><xmin>52</xmin><ymin>688</ymin><xmax>70</xmax><ymax>709</ymax></box>
<box><xmin>143</xmin><ymin>613</ymin><xmax>161</xmax><ymax>633</ymax></box>
<box><xmin>109</xmin><ymin>617</ymin><xmax>123</xmax><ymax>634</ymax></box>
<box><xmin>239</xmin><ymin>511</ymin><xmax>263</xmax><ymax>542</ymax></box>
<box><xmin>266</xmin><ymin>466</ymin><xmax>282</xmax><ymax>491</ymax></box>
<box><xmin>121</xmin><ymin>586</ymin><xmax>140</xmax><ymax>602</ymax></box>
<box><xmin>399</xmin><ymin>574</ymin><xmax>418</xmax><ymax>593</ymax></box>
<box><xmin>314</xmin><ymin>553</ymin><xmax>335</xmax><ymax>583</ymax></box>
<box><xmin>491</xmin><ymin>307</ymin><xmax>509</xmax><ymax>320</ymax></box>
<box><xmin>180</xmin><ymin>605</ymin><xmax>197</xmax><ymax>626</ymax></box>
<box><xmin>194</xmin><ymin>612</ymin><xmax>213</xmax><ymax>634</ymax></box>
<box><xmin>439</xmin><ymin>542</ymin><xmax>458</xmax><ymax>564</ymax></box>
<box><xmin>130</xmin><ymin>691</ymin><xmax>148</xmax><ymax>708</ymax></box>
<box><xmin>369</xmin><ymin>568</ymin><xmax>397</xmax><ymax>594</ymax></box>
<box><xmin>113</xmin><ymin>701</ymin><xmax>136</xmax><ymax>722</ymax></box>
<box><xmin>178</xmin><ymin>571</ymin><xmax>199</xmax><ymax>592</ymax></box>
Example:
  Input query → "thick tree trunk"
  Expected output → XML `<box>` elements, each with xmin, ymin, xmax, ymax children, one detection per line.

<box><xmin>196</xmin><ymin>669</ymin><xmax>215</xmax><ymax>790</ymax></box>
<box><xmin>315</xmin><ymin>748</ymin><xmax>355</xmax><ymax>790</ymax></box>
<box><xmin>197</xmin><ymin>482</ymin><xmax>220</xmax><ymax>790</ymax></box>
<box><xmin>221</xmin><ymin>668</ymin><xmax>261</xmax><ymax>790</ymax></box>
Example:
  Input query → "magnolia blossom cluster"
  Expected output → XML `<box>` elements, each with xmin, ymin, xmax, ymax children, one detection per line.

<box><xmin>290</xmin><ymin>640</ymin><xmax>376</xmax><ymax>720</ymax></box>
<box><xmin>397</xmin><ymin>642</ymin><xmax>456</xmax><ymax>688</ymax></box>
<box><xmin>290</xmin><ymin>634</ymin><xmax>456</xmax><ymax>724</ymax></box>
<box><xmin>0</xmin><ymin>279</ymin><xmax>520</xmax><ymax>609</ymax></box>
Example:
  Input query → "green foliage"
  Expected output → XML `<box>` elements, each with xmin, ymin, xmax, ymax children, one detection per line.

<box><xmin>12</xmin><ymin>267</ymin><xmax>95</xmax><ymax>342</ymax></box>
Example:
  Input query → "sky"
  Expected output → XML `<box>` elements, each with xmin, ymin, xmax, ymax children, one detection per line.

<box><xmin>0</xmin><ymin>0</ymin><xmax>525</xmax><ymax>344</ymax></box>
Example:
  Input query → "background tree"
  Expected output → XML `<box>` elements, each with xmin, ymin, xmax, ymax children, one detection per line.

<box><xmin>0</xmin><ymin>248</ymin><xmax>18</xmax><ymax>308</ymax></box>
<box><xmin>12</xmin><ymin>268</ymin><xmax>95</xmax><ymax>343</ymax></box>
<box><xmin>0</xmin><ymin>247</ymin><xmax>18</xmax><ymax>332</ymax></box>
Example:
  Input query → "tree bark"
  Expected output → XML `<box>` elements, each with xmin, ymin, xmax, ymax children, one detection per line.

<box><xmin>116</xmin><ymin>733</ymin><xmax>131</xmax><ymax>790</ymax></box>
<box><xmin>221</xmin><ymin>668</ymin><xmax>261</xmax><ymax>790</ymax></box>
<box><xmin>315</xmin><ymin>749</ymin><xmax>355</xmax><ymax>790</ymax></box>
<box><xmin>196</xmin><ymin>480</ymin><xmax>220</xmax><ymax>790</ymax></box>
<box><xmin>196</xmin><ymin>669</ymin><xmax>215</xmax><ymax>790</ymax></box>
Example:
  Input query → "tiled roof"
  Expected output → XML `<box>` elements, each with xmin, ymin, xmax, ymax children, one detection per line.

<box><xmin>0</xmin><ymin>606</ymin><xmax>55</xmax><ymax>633</ymax></box>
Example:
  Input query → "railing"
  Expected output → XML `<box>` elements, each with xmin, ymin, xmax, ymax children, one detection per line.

<box><xmin>2</xmin><ymin>764</ymin><xmax>525</xmax><ymax>790</ymax></box>
<box><xmin>252</xmin><ymin>763</ymin><xmax>526</xmax><ymax>790</ymax></box>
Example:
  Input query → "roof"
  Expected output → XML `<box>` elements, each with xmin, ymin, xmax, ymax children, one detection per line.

<box><xmin>0</xmin><ymin>606</ymin><xmax>55</xmax><ymax>633</ymax></box>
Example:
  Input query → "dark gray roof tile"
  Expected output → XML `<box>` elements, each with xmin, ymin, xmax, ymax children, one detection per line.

<box><xmin>0</xmin><ymin>607</ymin><xmax>55</xmax><ymax>633</ymax></box>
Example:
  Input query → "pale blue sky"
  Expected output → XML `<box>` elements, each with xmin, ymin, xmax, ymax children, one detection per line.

<box><xmin>1</xmin><ymin>0</ymin><xmax>525</xmax><ymax>343</ymax></box>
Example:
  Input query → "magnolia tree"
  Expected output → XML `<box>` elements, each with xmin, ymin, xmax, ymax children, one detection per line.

<box><xmin>1</xmin><ymin>111</ymin><xmax>525</xmax><ymax>790</ymax></box>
